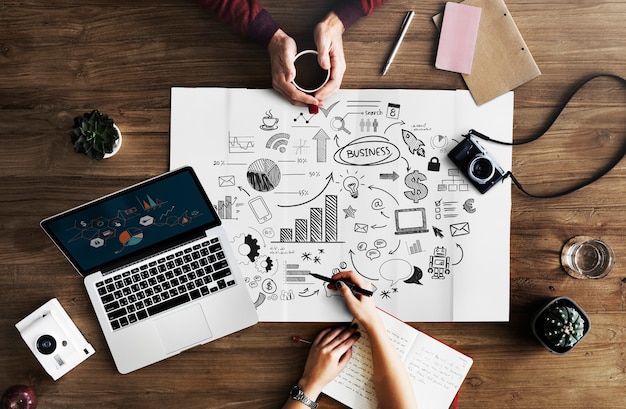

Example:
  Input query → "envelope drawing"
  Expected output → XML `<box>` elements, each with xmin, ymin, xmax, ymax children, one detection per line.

<box><xmin>218</xmin><ymin>175</ymin><xmax>235</xmax><ymax>187</ymax></box>
<box><xmin>450</xmin><ymin>222</ymin><xmax>470</xmax><ymax>237</ymax></box>
<box><xmin>354</xmin><ymin>223</ymin><xmax>368</xmax><ymax>233</ymax></box>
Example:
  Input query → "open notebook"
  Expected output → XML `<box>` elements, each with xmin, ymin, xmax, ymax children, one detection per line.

<box><xmin>323</xmin><ymin>309</ymin><xmax>473</xmax><ymax>409</ymax></box>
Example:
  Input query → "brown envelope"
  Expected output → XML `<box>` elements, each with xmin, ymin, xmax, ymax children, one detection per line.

<box><xmin>434</xmin><ymin>0</ymin><xmax>541</xmax><ymax>105</ymax></box>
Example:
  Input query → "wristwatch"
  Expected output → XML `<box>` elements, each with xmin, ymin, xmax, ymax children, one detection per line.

<box><xmin>289</xmin><ymin>385</ymin><xmax>318</xmax><ymax>409</ymax></box>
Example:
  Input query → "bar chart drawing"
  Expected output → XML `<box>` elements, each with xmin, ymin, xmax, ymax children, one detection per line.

<box><xmin>214</xmin><ymin>195</ymin><xmax>238</xmax><ymax>220</ymax></box>
<box><xmin>407</xmin><ymin>239</ymin><xmax>424</xmax><ymax>255</ymax></box>
<box><xmin>285</xmin><ymin>263</ymin><xmax>314</xmax><ymax>284</ymax></box>
<box><xmin>277</xmin><ymin>195</ymin><xmax>341</xmax><ymax>243</ymax></box>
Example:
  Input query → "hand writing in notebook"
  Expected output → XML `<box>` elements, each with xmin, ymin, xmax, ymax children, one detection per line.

<box><xmin>282</xmin><ymin>271</ymin><xmax>418</xmax><ymax>409</ymax></box>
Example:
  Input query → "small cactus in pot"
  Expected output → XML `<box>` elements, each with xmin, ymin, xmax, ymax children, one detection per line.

<box><xmin>70</xmin><ymin>110</ymin><xmax>121</xmax><ymax>160</ymax></box>
<box><xmin>531</xmin><ymin>296</ymin><xmax>590</xmax><ymax>354</ymax></box>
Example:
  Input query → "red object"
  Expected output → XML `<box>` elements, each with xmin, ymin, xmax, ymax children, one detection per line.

<box><xmin>292</xmin><ymin>336</ymin><xmax>312</xmax><ymax>344</ymax></box>
<box><xmin>1</xmin><ymin>385</ymin><xmax>38</xmax><ymax>409</ymax></box>
<box><xmin>308</xmin><ymin>104</ymin><xmax>319</xmax><ymax>114</ymax></box>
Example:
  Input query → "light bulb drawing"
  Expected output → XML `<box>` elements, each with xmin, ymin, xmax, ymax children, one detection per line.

<box><xmin>343</xmin><ymin>176</ymin><xmax>360</xmax><ymax>198</ymax></box>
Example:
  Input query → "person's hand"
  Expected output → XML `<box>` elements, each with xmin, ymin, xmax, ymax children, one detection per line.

<box><xmin>313</xmin><ymin>11</ymin><xmax>346</xmax><ymax>103</ymax></box>
<box><xmin>297</xmin><ymin>325</ymin><xmax>360</xmax><ymax>399</ymax></box>
<box><xmin>330</xmin><ymin>270</ymin><xmax>380</xmax><ymax>330</ymax></box>
<box><xmin>268</xmin><ymin>29</ymin><xmax>320</xmax><ymax>107</ymax></box>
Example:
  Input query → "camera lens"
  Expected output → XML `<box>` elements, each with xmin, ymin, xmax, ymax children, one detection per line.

<box><xmin>36</xmin><ymin>334</ymin><xmax>57</xmax><ymax>355</ymax></box>
<box><xmin>468</xmin><ymin>154</ymin><xmax>495</xmax><ymax>183</ymax></box>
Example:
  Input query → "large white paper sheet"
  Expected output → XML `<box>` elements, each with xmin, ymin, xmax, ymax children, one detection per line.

<box><xmin>170</xmin><ymin>88</ymin><xmax>512</xmax><ymax>322</ymax></box>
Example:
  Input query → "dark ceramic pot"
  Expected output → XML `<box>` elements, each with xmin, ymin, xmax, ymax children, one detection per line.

<box><xmin>531</xmin><ymin>296</ymin><xmax>590</xmax><ymax>355</ymax></box>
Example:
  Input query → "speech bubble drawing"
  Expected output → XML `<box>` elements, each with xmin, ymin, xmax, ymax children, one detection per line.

<box><xmin>262</xmin><ymin>227</ymin><xmax>275</xmax><ymax>238</ymax></box>
<box><xmin>379</xmin><ymin>259</ymin><xmax>413</xmax><ymax>286</ymax></box>
<box><xmin>373</xmin><ymin>239</ymin><xmax>387</xmax><ymax>249</ymax></box>
<box><xmin>366</xmin><ymin>249</ymin><xmax>381</xmax><ymax>260</ymax></box>
<box><xmin>404</xmin><ymin>266</ymin><xmax>424</xmax><ymax>285</ymax></box>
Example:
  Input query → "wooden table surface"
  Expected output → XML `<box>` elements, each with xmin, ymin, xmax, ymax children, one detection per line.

<box><xmin>2</xmin><ymin>0</ymin><xmax>626</xmax><ymax>408</ymax></box>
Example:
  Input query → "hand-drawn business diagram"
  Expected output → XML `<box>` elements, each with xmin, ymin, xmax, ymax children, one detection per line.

<box><xmin>210</xmin><ymin>94</ymin><xmax>486</xmax><ymax>317</ymax></box>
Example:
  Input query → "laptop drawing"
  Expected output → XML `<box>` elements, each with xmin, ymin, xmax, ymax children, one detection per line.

<box><xmin>394</xmin><ymin>208</ymin><xmax>430</xmax><ymax>235</ymax></box>
<box><xmin>41</xmin><ymin>166</ymin><xmax>258</xmax><ymax>374</ymax></box>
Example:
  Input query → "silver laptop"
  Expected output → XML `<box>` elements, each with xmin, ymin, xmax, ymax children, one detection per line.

<box><xmin>41</xmin><ymin>166</ymin><xmax>258</xmax><ymax>374</ymax></box>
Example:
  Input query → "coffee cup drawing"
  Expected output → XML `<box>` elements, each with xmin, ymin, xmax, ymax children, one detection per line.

<box><xmin>292</xmin><ymin>50</ymin><xmax>330</xmax><ymax>94</ymax></box>
<box><xmin>260</xmin><ymin>110</ymin><xmax>279</xmax><ymax>130</ymax></box>
<box><xmin>262</xmin><ymin>116</ymin><xmax>278</xmax><ymax>128</ymax></box>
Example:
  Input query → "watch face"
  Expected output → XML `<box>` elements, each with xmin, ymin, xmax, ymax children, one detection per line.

<box><xmin>290</xmin><ymin>385</ymin><xmax>301</xmax><ymax>398</ymax></box>
<box><xmin>289</xmin><ymin>385</ymin><xmax>317</xmax><ymax>409</ymax></box>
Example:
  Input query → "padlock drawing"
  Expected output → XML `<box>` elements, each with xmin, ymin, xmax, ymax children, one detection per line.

<box><xmin>428</xmin><ymin>157</ymin><xmax>440</xmax><ymax>171</ymax></box>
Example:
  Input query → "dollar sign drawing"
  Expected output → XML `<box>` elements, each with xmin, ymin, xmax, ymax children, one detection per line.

<box><xmin>262</xmin><ymin>278</ymin><xmax>276</xmax><ymax>294</ymax></box>
<box><xmin>404</xmin><ymin>170</ymin><xmax>428</xmax><ymax>203</ymax></box>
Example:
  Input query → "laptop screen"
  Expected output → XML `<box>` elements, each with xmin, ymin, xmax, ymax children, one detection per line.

<box><xmin>42</xmin><ymin>167</ymin><xmax>220</xmax><ymax>276</ymax></box>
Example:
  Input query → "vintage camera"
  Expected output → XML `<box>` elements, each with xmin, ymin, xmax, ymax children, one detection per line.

<box><xmin>16</xmin><ymin>298</ymin><xmax>95</xmax><ymax>380</ymax></box>
<box><xmin>448</xmin><ymin>130</ymin><xmax>506</xmax><ymax>194</ymax></box>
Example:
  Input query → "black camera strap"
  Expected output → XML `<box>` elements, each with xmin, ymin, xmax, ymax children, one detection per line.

<box><xmin>470</xmin><ymin>74</ymin><xmax>626</xmax><ymax>199</ymax></box>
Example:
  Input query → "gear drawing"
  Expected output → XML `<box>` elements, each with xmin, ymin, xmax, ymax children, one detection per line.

<box><xmin>243</xmin><ymin>234</ymin><xmax>261</xmax><ymax>262</ymax></box>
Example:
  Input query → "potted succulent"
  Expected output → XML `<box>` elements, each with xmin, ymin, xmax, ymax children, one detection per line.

<box><xmin>531</xmin><ymin>296</ymin><xmax>590</xmax><ymax>355</ymax></box>
<box><xmin>70</xmin><ymin>110</ymin><xmax>122</xmax><ymax>160</ymax></box>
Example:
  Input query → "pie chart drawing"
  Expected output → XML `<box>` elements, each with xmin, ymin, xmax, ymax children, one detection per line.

<box><xmin>431</xmin><ymin>134</ymin><xmax>448</xmax><ymax>150</ymax></box>
<box><xmin>247</xmin><ymin>158</ymin><xmax>281</xmax><ymax>192</ymax></box>
<box><xmin>119</xmin><ymin>228</ymin><xmax>144</xmax><ymax>246</ymax></box>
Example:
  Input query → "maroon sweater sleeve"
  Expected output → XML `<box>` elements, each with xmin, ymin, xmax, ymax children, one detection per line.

<box><xmin>193</xmin><ymin>0</ymin><xmax>280</xmax><ymax>48</ymax></box>
<box><xmin>333</xmin><ymin>0</ymin><xmax>388</xmax><ymax>30</ymax></box>
<box><xmin>194</xmin><ymin>0</ymin><xmax>386</xmax><ymax>48</ymax></box>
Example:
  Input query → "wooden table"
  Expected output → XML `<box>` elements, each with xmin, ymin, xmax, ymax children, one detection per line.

<box><xmin>2</xmin><ymin>1</ymin><xmax>626</xmax><ymax>407</ymax></box>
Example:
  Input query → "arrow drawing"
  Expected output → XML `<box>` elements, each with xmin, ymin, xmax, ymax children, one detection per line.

<box><xmin>389</xmin><ymin>240</ymin><xmax>401</xmax><ymax>254</ymax></box>
<box><xmin>238</xmin><ymin>186</ymin><xmax>251</xmax><ymax>197</ymax></box>
<box><xmin>368</xmin><ymin>185</ymin><xmax>400</xmax><ymax>205</ymax></box>
<box><xmin>299</xmin><ymin>289</ymin><xmax>320</xmax><ymax>297</ymax></box>
<box><xmin>312</xmin><ymin>129</ymin><xmax>331</xmax><ymax>162</ymax></box>
<box><xmin>379</xmin><ymin>171</ymin><xmax>399</xmax><ymax>181</ymax></box>
<box><xmin>402</xmin><ymin>157</ymin><xmax>411</xmax><ymax>171</ymax></box>
<box><xmin>452</xmin><ymin>243</ymin><xmax>464</xmax><ymax>265</ymax></box>
<box><xmin>349</xmin><ymin>249</ymin><xmax>379</xmax><ymax>280</ymax></box>
<box><xmin>384</xmin><ymin>120</ymin><xmax>405</xmax><ymax>134</ymax></box>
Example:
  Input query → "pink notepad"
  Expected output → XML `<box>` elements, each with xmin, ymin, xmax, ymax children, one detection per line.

<box><xmin>435</xmin><ymin>2</ymin><xmax>482</xmax><ymax>74</ymax></box>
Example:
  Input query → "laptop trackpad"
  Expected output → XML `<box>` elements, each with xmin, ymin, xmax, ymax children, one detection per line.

<box><xmin>155</xmin><ymin>304</ymin><xmax>213</xmax><ymax>354</ymax></box>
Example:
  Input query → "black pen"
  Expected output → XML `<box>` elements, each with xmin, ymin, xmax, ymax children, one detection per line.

<box><xmin>382</xmin><ymin>10</ymin><xmax>415</xmax><ymax>76</ymax></box>
<box><xmin>309</xmin><ymin>273</ymin><xmax>374</xmax><ymax>297</ymax></box>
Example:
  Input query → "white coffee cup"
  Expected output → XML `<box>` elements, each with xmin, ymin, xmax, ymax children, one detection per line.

<box><xmin>292</xmin><ymin>50</ymin><xmax>330</xmax><ymax>93</ymax></box>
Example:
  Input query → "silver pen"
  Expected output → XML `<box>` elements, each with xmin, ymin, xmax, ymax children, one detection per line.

<box><xmin>381</xmin><ymin>11</ymin><xmax>415</xmax><ymax>76</ymax></box>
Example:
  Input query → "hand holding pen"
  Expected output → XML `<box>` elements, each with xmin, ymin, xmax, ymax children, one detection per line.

<box><xmin>312</xmin><ymin>271</ymin><xmax>381</xmax><ymax>333</ymax></box>
<box><xmin>289</xmin><ymin>271</ymin><xmax>417</xmax><ymax>409</ymax></box>
<box><xmin>295</xmin><ymin>272</ymin><xmax>373</xmax><ymax>346</ymax></box>
<box><xmin>310</xmin><ymin>273</ymin><xmax>373</xmax><ymax>297</ymax></box>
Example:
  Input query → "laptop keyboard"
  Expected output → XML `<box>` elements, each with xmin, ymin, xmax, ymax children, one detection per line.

<box><xmin>95</xmin><ymin>237</ymin><xmax>237</xmax><ymax>331</ymax></box>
